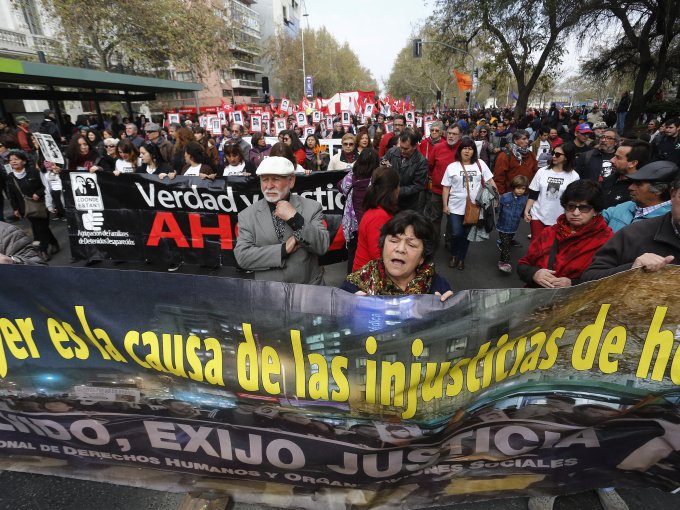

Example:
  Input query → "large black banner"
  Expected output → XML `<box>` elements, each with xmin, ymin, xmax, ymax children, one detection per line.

<box><xmin>0</xmin><ymin>265</ymin><xmax>679</xmax><ymax>507</ymax></box>
<box><xmin>62</xmin><ymin>171</ymin><xmax>348</xmax><ymax>266</ymax></box>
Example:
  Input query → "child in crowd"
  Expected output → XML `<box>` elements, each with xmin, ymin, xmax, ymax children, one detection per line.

<box><xmin>497</xmin><ymin>175</ymin><xmax>528</xmax><ymax>273</ymax></box>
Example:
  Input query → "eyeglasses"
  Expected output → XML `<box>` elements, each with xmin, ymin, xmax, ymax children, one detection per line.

<box><xmin>552</xmin><ymin>151</ymin><xmax>565</xmax><ymax>157</ymax></box>
<box><xmin>600</xmin><ymin>135</ymin><xmax>616</xmax><ymax>141</ymax></box>
<box><xmin>342</xmin><ymin>142</ymin><xmax>355</xmax><ymax>147</ymax></box>
<box><xmin>565</xmin><ymin>203</ymin><xmax>594</xmax><ymax>213</ymax></box>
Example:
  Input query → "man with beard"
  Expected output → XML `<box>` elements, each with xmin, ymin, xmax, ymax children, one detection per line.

<box><xmin>378</xmin><ymin>114</ymin><xmax>405</xmax><ymax>157</ymax></box>
<box><xmin>600</xmin><ymin>139</ymin><xmax>651</xmax><ymax>208</ymax></box>
<box><xmin>234</xmin><ymin>156</ymin><xmax>329</xmax><ymax>284</ymax></box>
<box><xmin>577</xmin><ymin>129</ymin><xmax>619</xmax><ymax>182</ymax></box>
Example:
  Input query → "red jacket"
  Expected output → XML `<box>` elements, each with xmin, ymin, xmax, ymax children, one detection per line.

<box><xmin>418</xmin><ymin>137</ymin><xmax>441</xmax><ymax>159</ymax></box>
<box><xmin>518</xmin><ymin>214</ymin><xmax>613</xmax><ymax>286</ymax></box>
<box><xmin>427</xmin><ymin>141</ymin><xmax>459</xmax><ymax>195</ymax></box>
<box><xmin>378</xmin><ymin>132</ymin><xmax>394</xmax><ymax>157</ymax></box>
<box><xmin>353</xmin><ymin>207</ymin><xmax>392</xmax><ymax>271</ymax></box>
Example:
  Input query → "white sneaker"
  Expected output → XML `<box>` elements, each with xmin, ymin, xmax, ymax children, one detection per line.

<box><xmin>596</xmin><ymin>488</ymin><xmax>629</xmax><ymax>510</ymax></box>
<box><xmin>528</xmin><ymin>496</ymin><xmax>556</xmax><ymax>510</ymax></box>
<box><xmin>498</xmin><ymin>262</ymin><xmax>512</xmax><ymax>273</ymax></box>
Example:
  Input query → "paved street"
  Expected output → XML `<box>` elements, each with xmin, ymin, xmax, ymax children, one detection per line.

<box><xmin>3</xmin><ymin>213</ymin><xmax>680</xmax><ymax>509</ymax></box>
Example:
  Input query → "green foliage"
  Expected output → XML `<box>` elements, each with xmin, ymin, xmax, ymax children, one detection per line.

<box><xmin>646</xmin><ymin>99</ymin><xmax>680</xmax><ymax>119</ymax></box>
<box><xmin>264</xmin><ymin>27</ymin><xmax>378</xmax><ymax>100</ymax></box>
<box><xmin>429</xmin><ymin>0</ymin><xmax>587</xmax><ymax>115</ymax></box>
<box><xmin>35</xmin><ymin>0</ymin><xmax>234</xmax><ymax>77</ymax></box>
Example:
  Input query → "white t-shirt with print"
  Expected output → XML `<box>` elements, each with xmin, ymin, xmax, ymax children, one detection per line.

<box><xmin>222</xmin><ymin>162</ymin><xmax>245</xmax><ymax>176</ymax></box>
<box><xmin>441</xmin><ymin>160</ymin><xmax>494</xmax><ymax>215</ymax></box>
<box><xmin>536</xmin><ymin>140</ymin><xmax>552</xmax><ymax>168</ymax></box>
<box><xmin>115</xmin><ymin>159</ymin><xmax>135</xmax><ymax>174</ymax></box>
<box><xmin>529</xmin><ymin>167</ymin><xmax>580</xmax><ymax>225</ymax></box>
<box><xmin>183</xmin><ymin>164</ymin><xmax>202</xmax><ymax>177</ymax></box>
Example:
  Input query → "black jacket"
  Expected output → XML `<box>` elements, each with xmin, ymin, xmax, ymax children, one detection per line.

<box><xmin>7</xmin><ymin>168</ymin><xmax>46</xmax><ymax>216</ymax></box>
<box><xmin>383</xmin><ymin>146</ymin><xmax>429</xmax><ymax>212</ymax></box>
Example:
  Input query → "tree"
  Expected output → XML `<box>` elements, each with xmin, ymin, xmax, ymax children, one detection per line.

<box><xmin>386</xmin><ymin>24</ymin><xmax>470</xmax><ymax>110</ymax></box>
<box><xmin>430</xmin><ymin>0</ymin><xmax>588</xmax><ymax>118</ymax></box>
<box><xmin>580</xmin><ymin>0</ymin><xmax>680</xmax><ymax>131</ymax></box>
<box><xmin>264</xmin><ymin>27</ymin><xmax>378</xmax><ymax>100</ymax></box>
<box><xmin>31</xmin><ymin>0</ymin><xmax>235</xmax><ymax>77</ymax></box>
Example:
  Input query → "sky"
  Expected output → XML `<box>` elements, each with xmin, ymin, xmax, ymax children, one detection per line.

<box><xmin>303</xmin><ymin>0</ymin><xmax>429</xmax><ymax>89</ymax></box>
<box><xmin>302</xmin><ymin>0</ymin><xmax>587</xmax><ymax>93</ymax></box>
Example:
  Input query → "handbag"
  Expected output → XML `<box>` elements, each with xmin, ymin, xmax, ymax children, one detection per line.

<box><xmin>462</xmin><ymin>163</ymin><xmax>481</xmax><ymax>226</ymax></box>
<box><xmin>14</xmin><ymin>179</ymin><xmax>48</xmax><ymax>219</ymax></box>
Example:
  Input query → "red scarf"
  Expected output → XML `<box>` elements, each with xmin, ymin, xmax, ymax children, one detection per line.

<box><xmin>519</xmin><ymin>214</ymin><xmax>613</xmax><ymax>281</ymax></box>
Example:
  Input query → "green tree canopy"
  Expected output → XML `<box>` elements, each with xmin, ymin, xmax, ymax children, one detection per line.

<box><xmin>430</xmin><ymin>0</ymin><xmax>588</xmax><ymax>117</ymax></box>
<box><xmin>34</xmin><ymin>0</ymin><xmax>235</xmax><ymax>77</ymax></box>
<box><xmin>264</xmin><ymin>27</ymin><xmax>378</xmax><ymax>100</ymax></box>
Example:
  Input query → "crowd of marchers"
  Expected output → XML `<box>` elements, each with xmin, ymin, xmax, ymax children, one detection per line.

<box><xmin>0</xmin><ymin>101</ymin><xmax>678</xmax><ymax>299</ymax></box>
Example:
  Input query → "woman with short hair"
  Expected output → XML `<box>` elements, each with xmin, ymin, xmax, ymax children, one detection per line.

<box><xmin>328</xmin><ymin>133</ymin><xmax>358</xmax><ymax>171</ymax></box>
<box><xmin>342</xmin><ymin>210</ymin><xmax>452</xmax><ymax>300</ymax></box>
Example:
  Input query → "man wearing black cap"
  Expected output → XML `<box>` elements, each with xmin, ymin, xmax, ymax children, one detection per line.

<box><xmin>601</xmin><ymin>160</ymin><xmax>679</xmax><ymax>232</ymax></box>
<box><xmin>582</xmin><ymin>169</ymin><xmax>680</xmax><ymax>282</ymax></box>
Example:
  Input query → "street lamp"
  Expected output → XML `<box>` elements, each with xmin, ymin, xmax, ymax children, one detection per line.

<box><xmin>301</xmin><ymin>3</ymin><xmax>309</xmax><ymax>100</ymax></box>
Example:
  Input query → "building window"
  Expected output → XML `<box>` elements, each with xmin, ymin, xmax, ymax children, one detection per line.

<box><xmin>20</xmin><ymin>0</ymin><xmax>43</xmax><ymax>35</ymax></box>
<box><xmin>447</xmin><ymin>337</ymin><xmax>467</xmax><ymax>355</ymax></box>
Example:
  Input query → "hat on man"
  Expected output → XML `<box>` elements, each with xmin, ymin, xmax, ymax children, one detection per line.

<box><xmin>575</xmin><ymin>123</ymin><xmax>593</xmax><ymax>134</ymax></box>
<box><xmin>593</xmin><ymin>121</ymin><xmax>608</xmax><ymax>130</ymax></box>
<box><xmin>43</xmin><ymin>109</ymin><xmax>54</xmax><ymax>116</ymax></box>
<box><xmin>15</xmin><ymin>115</ymin><xmax>29</xmax><ymax>124</ymax></box>
<box><xmin>145</xmin><ymin>122</ymin><xmax>161</xmax><ymax>132</ymax></box>
<box><xmin>256</xmin><ymin>156</ymin><xmax>295</xmax><ymax>176</ymax></box>
<box><xmin>184</xmin><ymin>120</ymin><xmax>193</xmax><ymax>126</ymax></box>
<box><xmin>627</xmin><ymin>161</ymin><xmax>679</xmax><ymax>183</ymax></box>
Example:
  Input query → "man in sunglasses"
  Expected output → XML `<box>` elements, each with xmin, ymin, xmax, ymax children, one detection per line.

<box><xmin>582</xmin><ymin>164</ymin><xmax>680</xmax><ymax>282</ymax></box>
<box><xmin>601</xmin><ymin>160</ymin><xmax>679</xmax><ymax>232</ymax></box>
<box><xmin>577</xmin><ymin>129</ymin><xmax>619</xmax><ymax>182</ymax></box>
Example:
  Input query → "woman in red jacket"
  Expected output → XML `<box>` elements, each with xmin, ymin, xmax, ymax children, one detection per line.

<box><xmin>352</xmin><ymin>165</ymin><xmax>400</xmax><ymax>272</ymax></box>
<box><xmin>517</xmin><ymin>180</ymin><xmax>613</xmax><ymax>288</ymax></box>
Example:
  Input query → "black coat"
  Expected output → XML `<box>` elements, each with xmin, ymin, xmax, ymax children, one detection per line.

<box><xmin>7</xmin><ymin>168</ymin><xmax>45</xmax><ymax>216</ymax></box>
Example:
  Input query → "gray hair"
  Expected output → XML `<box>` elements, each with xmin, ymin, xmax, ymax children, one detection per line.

<box><xmin>512</xmin><ymin>129</ymin><xmax>529</xmax><ymax>141</ymax></box>
<box><xmin>603</xmin><ymin>129</ymin><xmax>620</xmax><ymax>144</ymax></box>
<box><xmin>648</xmin><ymin>182</ymin><xmax>671</xmax><ymax>197</ymax></box>
<box><xmin>431</xmin><ymin>121</ymin><xmax>443</xmax><ymax>131</ymax></box>
<box><xmin>125</xmin><ymin>123</ymin><xmax>138</xmax><ymax>133</ymax></box>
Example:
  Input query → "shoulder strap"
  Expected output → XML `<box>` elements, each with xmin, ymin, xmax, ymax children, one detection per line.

<box><xmin>547</xmin><ymin>238</ymin><xmax>559</xmax><ymax>270</ymax></box>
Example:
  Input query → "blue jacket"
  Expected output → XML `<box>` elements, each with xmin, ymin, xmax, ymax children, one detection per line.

<box><xmin>496</xmin><ymin>192</ymin><xmax>527</xmax><ymax>233</ymax></box>
<box><xmin>602</xmin><ymin>200</ymin><xmax>671</xmax><ymax>232</ymax></box>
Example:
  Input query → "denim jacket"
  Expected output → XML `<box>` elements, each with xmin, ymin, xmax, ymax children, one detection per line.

<box><xmin>497</xmin><ymin>192</ymin><xmax>527</xmax><ymax>233</ymax></box>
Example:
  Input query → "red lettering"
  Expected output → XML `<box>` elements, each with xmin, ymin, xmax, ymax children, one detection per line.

<box><xmin>147</xmin><ymin>212</ymin><xmax>189</xmax><ymax>247</ymax></box>
<box><xmin>188</xmin><ymin>213</ymin><xmax>233</xmax><ymax>249</ymax></box>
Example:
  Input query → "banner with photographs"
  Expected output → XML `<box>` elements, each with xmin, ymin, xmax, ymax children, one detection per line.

<box><xmin>0</xmin><ymin>266</ymin><xmax>679</xmax><ymax>508</ymax></box>
<box><xmin>62</xmin><ymin>171</ymin><xmax>347</xmax><ymax>266</ymax></box>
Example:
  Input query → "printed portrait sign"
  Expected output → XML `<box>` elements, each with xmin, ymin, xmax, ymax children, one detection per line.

<box><xmin>416</xmin><ymin>116</ymin><xmax>423</xmax><ymax>127</ymax></box>
<box><xmin>325</xmin><ymin>117</ymin><xmax>334</xmax><ymax>130</ymax></box>
<box><xmin>424</xmin><ymin>120</ymin><xmax>433</xmax><ymax>138</ymax></box>
<box><xmin>279</xmin><ymin>98</ymin><xmax>290</xmax><ymax>115</ymax></box>
<box><xmin>70</xmin><ymin>172</ymin><xmax>104</xmax><ymax>212</ymax></box>
<box><xmin>405</xmin><ymin>111</ymin><xmax>415</xmax><ymax>123</ymax></box>
<box><xmin>262</xmin><ymin>120</ymin><xmax>270</xmax><ymax>134</ymax></box>
<box><xmin>167</xmin><ymin>113</ymin><xmax>180</xmax><ymax>125</ymax></box>
<box><xmin>262</xmin><ymin>111</ymin><xmax>270</xmax><ymax>121</ymax></box>
<box><xmin>364</xmin><ymin>103</ymin><xmax>374</xmax><ymax>118</ymax></box>
<box><xmin>232</xmin><ymin>111</ymin><xmax>244</xmax><ymax>126</ymax></box>
<box><xmin>210</xmin><ymin>118</ymin><xmax>221</xmax><ymax>136</ymax></box>
<box><xmin>385</xmin><ymin>121</ymin><xmax>394</xmax><ymax>133</ymax></box>
<box><xmin>312</xmin><ymin>111</ymin><xmax>321</xmax><ymax>124</ymax></box>
<box><xmin>304</xmin><ymin>126</ymin><xmax>315</xmax><ymax>138</ymax></box>
<box><xmin>341</xmin><ymin>111</ymin><xmax>351</xmax><ymax>127</ymax></box>
<box><xmin>34</xmin><ymin>133</ymin><xmax>64</xmax><ymax>165</ymax></box>
<box><xmin>199</xmin><ymin>116</ymin><xmax>208</xmax><ymax>128</ymax></box>
<box><xmin>250</xmin><ymin>115</ymin><xmax>262</xmax><ymax>133</ymax></box>
<box><xmin>296</xmin><ymin>111</ymin><xmax>308</xmax><ymax>128</ymax></box>
<box><xmin>274</xmin><ymin>118</ymin><xmax>286</xmax><ymax>135</ymax></box>
<box><xmin>217</xmin><ymin>111</ymin><xmax>227</xmax><ymax>123</ymax></box>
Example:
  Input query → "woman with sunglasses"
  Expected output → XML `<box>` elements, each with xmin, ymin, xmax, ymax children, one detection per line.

<box><xmin>518</xmin><ymin>180</ymin><xmax>612</xmax><ymax>288</ymax></box>
<box><xmin>328</xmin><ymin>133</ymin><xmax>359</xmax><ymax>171</ymax></box>
<box><xmin>523</xmin><ymin>143</ymin><xmax>580</xmax><ymax>240</ymax></box>
<box><xmin>280</xmin><ymin>130</ymin><xmax>307</xmax><ymax>169</ymax></box>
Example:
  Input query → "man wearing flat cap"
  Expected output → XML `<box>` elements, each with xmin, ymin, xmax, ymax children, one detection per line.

<box><xmin>582</xmin><ymin>164</ymin><xmax>680</xmax><ymax>282</ymax></box>
<box><xmin>234</xmin><ymin>156</ymin><xmax>329</xmax><ymax>284</ymax></box>
<box><xmin>601</xmin><ymin>160</ymin><xmax>679</xmax><ymax>232</ymax></box>
<box><xmin>145</xmin><ymin>122</ymin><xmax>172</xmax><ymax>163</ymax></box>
